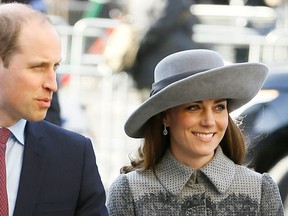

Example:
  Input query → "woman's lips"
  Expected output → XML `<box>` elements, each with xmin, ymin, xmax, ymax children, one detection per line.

<box><xmin>193</xmin><ymin>132</ymin><xmax>214</xmax><ymax>139</ymax></box>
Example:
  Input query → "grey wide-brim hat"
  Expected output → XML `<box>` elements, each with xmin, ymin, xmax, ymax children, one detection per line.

<box><xmin>125</xmin><ymin>49</ymin><xmax>268</xmax><ymax>138</ymax></box>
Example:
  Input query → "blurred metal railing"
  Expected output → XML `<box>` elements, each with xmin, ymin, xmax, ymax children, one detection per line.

<box><xmin>53</xmin><ymin>17</ymin><xmax>131</xmax><ymax>147</ymax></box>
<box><xmin>249</xmin><ymin>30</ymin><xmax>288</xmax><ymax>63</ymax></box>
<box><xmin>190</xmin><ymin>4</ymin><xmax>288</xmax><ymax>63</ymax></box>
<box><xmin>191</xmin><ymin>4</ymin><xmax>277</xmax><ymax>28</ymax></box>
<box><xmin>52</xmin><ymin>17</ymin><xmax>135</xmax><ymax>188</ymax></box>
<box><xmin>70</xmin><ymin>17</ymin><xmax>120</xmax><ymax>67</ymax></box>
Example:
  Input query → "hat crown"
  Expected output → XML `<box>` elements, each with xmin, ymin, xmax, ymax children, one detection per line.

<box><xmin>154</xmin><ymin>49</ymin><xmax>224</xmax><ymax>82</ymax></box>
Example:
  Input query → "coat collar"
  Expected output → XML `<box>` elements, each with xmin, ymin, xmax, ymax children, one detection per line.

<box><xmin>154</xmin><ymin>147</ymin><xmax>235</xmax><ymax>195</ymax></box>
<box><xmin>13</xmin><ymin>121</ymin><xmax>48</xmax><ymax>215</ymax></box>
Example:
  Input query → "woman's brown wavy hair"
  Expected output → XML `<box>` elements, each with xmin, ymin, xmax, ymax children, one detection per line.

<box><xmin>121</xmin><ymin>113</ymin><xmax>246</xmax><ymax>174</ymax></box>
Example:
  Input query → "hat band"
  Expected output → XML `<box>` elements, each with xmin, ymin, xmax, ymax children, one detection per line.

<box><xmin>150</xmin><ymin>69</ymin><xmax>206</xmax><ymax>96</ymax></box>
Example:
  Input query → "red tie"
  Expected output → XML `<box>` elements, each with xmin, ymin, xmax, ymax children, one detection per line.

<box><xmin>0</xmin><ymin>128</ymin><xmax>10</xmax><ymax>216</ymax></box>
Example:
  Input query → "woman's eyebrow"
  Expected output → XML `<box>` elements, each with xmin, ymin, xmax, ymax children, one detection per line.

<box><xmin>215</xmin><ymin>99</ymin><xmax>227</xmax><ymax>103</ymax></box>
<box><xmin>192</xmin><ymin>99</ymin><xmax>227</xmax><ymax>104</ymax></box>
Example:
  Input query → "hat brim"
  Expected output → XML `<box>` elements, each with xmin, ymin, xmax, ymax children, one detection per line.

<box><xmin>125</xmin><ymin>63</ymin><xmax>268</xmax><ymax>138</ymax></box>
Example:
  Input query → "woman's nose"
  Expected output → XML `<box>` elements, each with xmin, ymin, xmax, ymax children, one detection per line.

<box><xmin>200</xmin><ymin>109</ymin><xmax>216</xmax><ymax>127</ymax></box>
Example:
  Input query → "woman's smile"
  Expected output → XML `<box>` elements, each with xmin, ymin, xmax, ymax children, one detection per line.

<box><xmin>192</xmin><ymin>132</ymin><xmax>215</xmax><ymax>140</ymax></box>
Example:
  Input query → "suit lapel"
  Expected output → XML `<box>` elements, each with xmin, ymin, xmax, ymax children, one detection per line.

<box><xmin>13</xmin><ymin>121</ymin><xmax>48</xmax><ymax>216</ymax></box>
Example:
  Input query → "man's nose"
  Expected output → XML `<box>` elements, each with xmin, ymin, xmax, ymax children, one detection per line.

<box><xmin>43</xmin><ymin>70</ymin><xmax>58</xmax><ymax>92</ymax></box>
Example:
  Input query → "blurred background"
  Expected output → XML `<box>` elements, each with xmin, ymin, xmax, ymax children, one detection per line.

<box><xmin>1</xmin><ymin>0</ymin><xmax>288</xmax><ymax>212</ymax></box>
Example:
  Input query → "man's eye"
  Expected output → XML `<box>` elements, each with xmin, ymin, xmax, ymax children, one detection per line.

<box><xmin>32</xmin><ymin>65</ymin><xmax>43</xmax><ymax>68</ymax></box>
<box><xmin>53</xmin><ymin>63</ymin><xmax>60</xmax><ymax>71</ymax></box>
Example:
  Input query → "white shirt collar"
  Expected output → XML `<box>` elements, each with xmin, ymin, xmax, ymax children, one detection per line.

<box><xmin>7</xmin><ymin>119</ymin><xmax>27</xmax><ymax>145</ymax></box>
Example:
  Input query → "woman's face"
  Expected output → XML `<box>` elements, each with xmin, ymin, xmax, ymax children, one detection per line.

<box><xmin>164</xmin><ymin>99</ymin><xmax>228</xmax><ymax>169</ymax></box>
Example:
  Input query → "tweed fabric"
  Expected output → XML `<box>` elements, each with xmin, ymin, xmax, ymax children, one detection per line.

<box><xmin>107</xmin><ymin>147</ymin><xmax>284</xmax><ymax>215</ymax></box>
<box><xmin>0</xmin><ymin>128</ymin><xmax>10</xmax><ymax>216</ymax></box>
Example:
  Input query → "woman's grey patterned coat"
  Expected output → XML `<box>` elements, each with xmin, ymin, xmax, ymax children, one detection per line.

<box><xmin>107</xmin><ymin>147</ymin><xmax>284</xmax><ymax>215</ymax></box>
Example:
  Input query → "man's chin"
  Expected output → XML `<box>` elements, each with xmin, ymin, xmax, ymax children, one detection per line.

<box><xmin>27</xmin><ymin>112</ymin><xmax>47</xmax><ymax>122</ymax></box>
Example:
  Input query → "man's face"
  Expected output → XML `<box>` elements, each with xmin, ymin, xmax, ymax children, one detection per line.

<box><xmin>0</xmin><ymin>19</ymin><xmax>61</xmax><ymax>126</ymax></box>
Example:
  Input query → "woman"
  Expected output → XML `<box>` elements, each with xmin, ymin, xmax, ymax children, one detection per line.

<box><xmin>107</xmin><ymin>49</ymin><xmax>284</xmax><ymax>215</ymax></box>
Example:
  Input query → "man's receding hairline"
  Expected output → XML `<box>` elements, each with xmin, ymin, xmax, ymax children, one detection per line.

<box><xmin>0</xmin><ymin>2</ymin><xmax>33</xmax><ymax>13</ymax></box>
<box><xmin>0</xmin><ymin>2</ymin><xmax>49</xmax><ymax>23</ymax></box>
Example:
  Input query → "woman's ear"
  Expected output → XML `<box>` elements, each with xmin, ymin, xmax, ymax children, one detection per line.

<box><xmin>162</xmin><ymin>111</ymin><xmax>169</xmax><ymax>126</ymax></box>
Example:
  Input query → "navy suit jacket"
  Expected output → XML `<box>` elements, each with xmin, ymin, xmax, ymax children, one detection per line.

<box><xmin>12</xmin><ymin>120</ymin><xmax>108</xmax><ymax>216</ymax></box>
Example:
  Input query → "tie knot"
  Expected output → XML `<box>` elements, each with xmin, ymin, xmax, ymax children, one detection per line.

<box><xmin>0</xmin><ymin>128</ymin><xmax>11</xmax><ymax>146</ymax></box>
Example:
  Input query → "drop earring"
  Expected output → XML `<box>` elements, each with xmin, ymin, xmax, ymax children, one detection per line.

<box><xmin>163</xmin><ymin>124</ymin><xmax>168</xmax><ymax>136</ymax></box>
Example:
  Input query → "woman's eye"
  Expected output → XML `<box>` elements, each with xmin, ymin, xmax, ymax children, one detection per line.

<box><xmin>215</xmin><ymin>104</ymin><xmax>226</xmax><ymax>111</ymax></box>
<box><xmin>186</xmin><ymin>105</ymin><xmax>199</xmax><ymax>111</ymax></box>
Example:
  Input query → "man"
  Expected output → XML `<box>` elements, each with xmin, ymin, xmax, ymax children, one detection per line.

<box><xmin>1</xmin><ymin>0</ymin><xmax>63</xmax><ymax>127</ymax></box>
<box><xmin>0</xmin><ymin>3</ymin><xmax>108</xmax><ymax>215</ymax></box>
